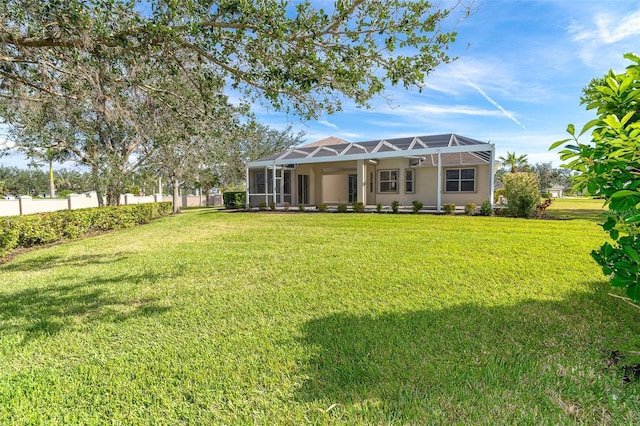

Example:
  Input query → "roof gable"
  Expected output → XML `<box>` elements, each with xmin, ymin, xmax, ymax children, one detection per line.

<box><xmin>249</xmin><ymin>133</ymin><xmax>493</xmax><ymax>167</ymax></box>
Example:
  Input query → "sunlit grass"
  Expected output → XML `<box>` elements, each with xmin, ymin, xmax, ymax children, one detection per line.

<box><xmin>0</xmin><ymin>209</ymin><xmax>638</xmax><ymax>424</ymax></box>
<box><xmin>546</xmin><ymin>197</ymin><xmax>608</xmax><ymax>222</ymax></box>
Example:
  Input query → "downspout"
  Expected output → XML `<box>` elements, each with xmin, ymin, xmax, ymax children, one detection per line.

<box><xmin>264</xmin><ymin>166</ymin><xmax>268</xmax><ymax>205</ymax></box>
<box><xmin>436</xmin><ymin>150</ymin><xmax>442</xmax><ymax>212</ymax></box>
<box><xmin>279</xmin><ymin>166</ymin><xmax>285</xmax><ymax>206</ymax></box>
<box><xmin>489</xmin><ymin>144</ymin><xmax>496</xmax><ymax>207</ymax></box>
<box><xmin>245</xmin><ymin>165</ymin><xmax>250</xmax><ymax>209</ymax></box>
<box><xmin>272</xmin><ymin>163</ymin><xmax>277</xmax><ymax>206</ymax></box>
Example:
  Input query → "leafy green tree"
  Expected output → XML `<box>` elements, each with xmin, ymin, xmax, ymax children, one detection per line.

<box><xmin>212</xmin><ymin>122</ymin><xmax>305</xmax><ymax>191</ymax></box>
<box><xmin>0</xmin><ymin>0</ymin><xmax>470</xmax><ymax>118</ymax></box>
<box><xmin>1</xmin><ymin>1</ymin><xmax>470</xmax><ymax>208</ymax></box>
<box><xmin>502</xmin><ymin>172</ymin><xmax>540</xmax><ymax>218</ymax></box>
<box><xmin>551</xmin><ymin>52</ymin><xmax>640</xmax><ymax>302</ymax></box>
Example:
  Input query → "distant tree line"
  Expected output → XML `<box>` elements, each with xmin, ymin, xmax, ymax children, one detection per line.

<box><xmin>0</xmin><ymin>0</ymin><xmax>466</xmax><ymax>212</ymax></box>
<box><xmin>496</xmin><ymin>151</ymin><xmax>576</xmax><ymax>195</ymax></box>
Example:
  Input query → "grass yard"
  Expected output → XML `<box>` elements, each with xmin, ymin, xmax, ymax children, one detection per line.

<box><xmin>1</xmin><ymin>208</ymin><xmax>639</xmax><ymax>424</ymax></box>
<box><xmin>545</xmin><ymin>197</ymin><xmax>608</xmax><ymax>222</ymax></box>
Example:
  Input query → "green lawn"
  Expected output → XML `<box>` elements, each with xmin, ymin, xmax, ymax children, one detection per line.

<box><xmin>1</xmin><ymin>209</ymin><xmax>639</xmax><ymax>424</ymax></box>
<box><xmin>545</xmin><ymin>197</ymin><xmax>608</xmax><ymax>222</ymax></box>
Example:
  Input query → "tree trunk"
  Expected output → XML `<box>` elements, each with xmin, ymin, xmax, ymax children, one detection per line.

<box><xmin>172</xmin><ymin>180</ymin><xmax>181</xmax><ymax>214</ymax></box>
<box><xmin>48</xmin><ymin>159</ymin><xmax>55</xmax><ymax>198</ymax></box>
<box><xmin>92</xmin><ymin>165</ymin><xmax>104</xmax><ymax>207</ymax></box>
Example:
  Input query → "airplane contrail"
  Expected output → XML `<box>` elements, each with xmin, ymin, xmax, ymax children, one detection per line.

<box><xmin>456</xmin><ymin>72</ymin><xmax>526</xmax><ymax>129</ymax></box>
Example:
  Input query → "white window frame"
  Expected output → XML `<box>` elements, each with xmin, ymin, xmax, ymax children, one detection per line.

<box><xmin>445</xmin><ymin>167</ymin><xmax>476</xmax><ymax>193</ymax></box>
<box><xmin>378</xmin><ymin>169</ymin><xmax>399</xmax><ymax>193</ymax></box>
<box><xmin>405</xmin><ymin>169</ymin><xmax>415</xmax><ymax>194</ymax></box>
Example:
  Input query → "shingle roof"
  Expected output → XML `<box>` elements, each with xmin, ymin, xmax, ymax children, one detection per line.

<box><xmin>249</xmin><ymin>134</ymin><xmax>493</xmax><ymax>167</ymax></box>
<box><xmin>299</xmin><ymin>136</ymin><xmax>349</xmax><ymax>147</ymax></box>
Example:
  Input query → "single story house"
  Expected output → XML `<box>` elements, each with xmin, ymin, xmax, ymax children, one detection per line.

<box><xmin>548</xmin><ymin>184</ymin><xmax>564</xmax><ymax>198</ymax></box>
<box><xmin>246</xmin><ymin>134</ymin><xmax>496</xmax><ymax>211</ymax></box>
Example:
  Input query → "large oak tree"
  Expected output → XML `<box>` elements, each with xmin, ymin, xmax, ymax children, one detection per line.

<box><xmin>1</xmin><ymin>0</ymin><xmax>470</xmax><ymax>204</ymax></box>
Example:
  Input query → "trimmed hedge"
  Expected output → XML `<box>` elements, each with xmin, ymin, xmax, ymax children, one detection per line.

<box><xmin>223</xmin><ymin>192</ymin><xmax>246</xmax><ymax>209</ymax></box>
<box><xmin>0</xmin><ymin>202</ymin><xmax>172</xmax><ymax>261</ymax></box>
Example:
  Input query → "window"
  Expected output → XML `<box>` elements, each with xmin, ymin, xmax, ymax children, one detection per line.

<box><xmin>378</xmin><ymin>169</ymin><xmax>398</xmax><ymax>193</ymax></box>
<box><xmin>445</xmin><ymin>168</ymin><xmax>476</xmax><ymax>192</ymax></box>
<box><xmin>298</xmin><ymin>174</ymin><xmax>309</xmax><ymax>204</ymax></box>
<box><xmin>256</xmin><ymin>172</ymin><xmax>266</xmax><ymax>193</ymax></box>
<box><xmin>405</xmin><ymin>169</ymin><xmax>415</xmax><ymax>193</ymax></box>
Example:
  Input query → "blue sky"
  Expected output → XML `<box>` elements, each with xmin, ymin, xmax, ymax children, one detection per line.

<box><xmin>254</xmin><ymin>0</ymin><xmax>640</xmax><ymax>166</ymax></box>
<box><xmin>2</xmin><ymin>0</ymin><xmax>640</xmax><ymax>169</ymax></box>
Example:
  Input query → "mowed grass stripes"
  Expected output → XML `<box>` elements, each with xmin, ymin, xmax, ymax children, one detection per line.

<box><xmin>0</xmin><ymin>207</ymin><xmax>638</xmax><ymax>424</ymax></box>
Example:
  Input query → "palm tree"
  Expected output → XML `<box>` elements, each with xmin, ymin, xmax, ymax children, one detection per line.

<box><xmin>499</xmin><ymin>151</ymin><xmax>529</xmax><ymax>173</ymax></box>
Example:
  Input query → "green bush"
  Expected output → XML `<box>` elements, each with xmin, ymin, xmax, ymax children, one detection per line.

<box><xmin>442</xmin><ymin>203</ymin><xmax>456</xmax><ymax>214</ymax></box>
<box><xmin>391</xmin><ymin>201</ymin><xmax>400</xmax><ymax>214</ymax></box>
<box><xmin>352</xmin><ymin>202</ymin><xmax>365</xmax><ymax>213</ymax></box>
<box><xmin>337</xmin><ymin>203</ymin><xmax>348</xmax><ymax>213</ymax></box>
<box><xmin>479</xmin><ymin>200</ymin><xmax>493</xmax><ymax>216</ymax></box>
<box><xmin>375</xmin><ymin>202</ymin><xmax>382</xmax><ymax>213</ymax></box>
<box><xmin>258</xmin><ymin>201</ymin><xmax>267</xmax><ymax>211</ymax></box>
<box><xmin>0</xmin><ymin>217</ymin><xmax>19</xmax><ymax>260</ymax></box>
<box><xmin>503</xmin><ymin>172</ymin><xmax>540</xmax><ymax>218</ymax></box>
<box><xmin>298</xmin><ymin>204</ymin><xmax>305</xmax><ymax>212</ymax></box>
<box><xmin>0</xmin><ymin>202</ymin><xmax>172</xmax><ymax>261</ymax></box>
<box><xmin>317</xmin><ymin>203</ymin><xmax>327</xmax><ymax>212</ymax></box>
<box><xmin>412</xmin><ymin>200</ymin><xmax>423</xmax><ymax>213</ymax></box>
<box><xmin>464</xmin><ymin>202</ymin><xmax>476</xmax><ymax>216</ymax></box>
<box><xmin>223</xmin><ymin>191</ymin><xmax>246</xmax><ymax>209</ymax></box>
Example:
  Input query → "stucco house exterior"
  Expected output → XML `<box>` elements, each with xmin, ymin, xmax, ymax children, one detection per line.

<box><xmin>246</xmin><ymin>134</ymin><xmax>496</xmax><ymax>211</ymax></box>
<box><xmin>548</xmin><ymin>184</ymin><xmax>564</xmax><ymax>198</ymax></box>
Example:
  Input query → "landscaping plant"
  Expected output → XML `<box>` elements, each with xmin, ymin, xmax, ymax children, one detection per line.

<box><xmin>502</xmin><ymin>172</ymin><xmax>540</xmax><ymax>218</ymax></box>
<box><xmin>412</xmin><ymin>200</ymin><xmax>423</xmax><ymax>214</ymax></box>
<box><xmin>464</xmin><ymin>202</ymin><xmax>476</xmax><ymax>215</ymax></box>
<box><xmin>391</xmin><ymin>200</ymin><xmax>400</xmax><ymax>214</ymax></box>
<box><xmin>552</xmin><ymin>53</ymin><xmax>640</xmax><ymax>302</ymax></box>
<box><xmin>479</xmin><ymin>200</ymin><xmax>493</xmax><ymax>216</ymax></box>
<box><xmin>442</xmin><ymin>203</ymin><xmax>456</xmax><ymax>214</ymax></box>
<box><xmin>352</xmin><ymin>202</ymin><xmax>365</xmax><ymax>213</ymax></box>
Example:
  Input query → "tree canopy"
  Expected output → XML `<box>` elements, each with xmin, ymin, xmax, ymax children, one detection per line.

<box><xmin>0</xmin><ymin>0</ymin><xmax>470</xmax><ymax>205</ymax></box>
<box><xmin>551</xmin><ymin>52</ymin><xmax>640</xmax><ymax>302</ymax></box>
<box><xmin>1</xmin><ymin>0</ymin><xmax>469</xmax><ymax>117</ymax></box>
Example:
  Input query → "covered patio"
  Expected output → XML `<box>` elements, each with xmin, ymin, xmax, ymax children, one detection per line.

<box><xmin>246</xmin><ymin>134</ymin><xmax>496</xmax><ymax>212</ymax></box>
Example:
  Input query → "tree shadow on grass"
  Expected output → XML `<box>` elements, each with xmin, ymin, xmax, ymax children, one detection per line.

<box><xmin>0</xmin><ymin>272</ymin><xmax>171</xmax><ymax>344</ymax></box>
<box><xmin>545</xmin><ymin>209</ymin><xmax>608</xmax><ymax>223</ymax></box>
<box><xmin>0</xmin><ymin>251</ymin><xmax>133</xmax><ymax>272</ymax></box>
<box><xmin>298</xmin><ymin>283</ymin><xmax>639</xmax><ymax>423</ymax></box>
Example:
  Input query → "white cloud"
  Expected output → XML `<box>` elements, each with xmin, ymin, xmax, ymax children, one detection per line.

<box><xmin>567</xmin><ymin>6</ymin><xmax>640</xmax><ymax>70</ymax></box>
<box><xmin>570</xmin><ymin>10</ymin><xmax>640</xmax><ymax>44</ymax></box>
<box><xmin>318</xmin><ymin>119</ymin><xmax>339</xmax><ymax>130</ymax></box>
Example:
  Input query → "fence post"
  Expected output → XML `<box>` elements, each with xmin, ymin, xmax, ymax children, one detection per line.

<box><xmin>18</xmin><ymin>195</ymin><xmax>32</xmax><ymax>216</ymax></box>
<box><xmin>67</xmin><ymin>193</ymin><xmax>80</xmax><ymax>210</ymax></box>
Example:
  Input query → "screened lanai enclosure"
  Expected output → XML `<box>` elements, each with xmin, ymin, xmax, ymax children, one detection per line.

<box><xmin>246</xmin><ymin>134</ymin><xmax>496</xmax><ymax>211</ymax></box>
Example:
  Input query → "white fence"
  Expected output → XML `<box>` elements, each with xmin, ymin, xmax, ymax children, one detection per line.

<box><xmin>0</xmin><ymin>193</ymin><xmax>224</xmax><ymax>217</ymax></box>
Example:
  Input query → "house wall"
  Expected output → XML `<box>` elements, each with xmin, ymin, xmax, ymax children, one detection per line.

<box><xmin>248</xmin><ymin>157</ymin><xmax>493</xmax><ymax>208</ymax></box>
<box><xmin>322</xmin><ymin>174</ymin><xmax>349</xmax><ymax>204</ymax></box>
<box><xmin>440</xmin><ymin>163</ymin><xmax>492</xmax><ymax>207</ymax></box>
<box><xmin>374</xmin><ymin>159</ymin><xmax>492</xmax><ymax>207</ymax></box>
